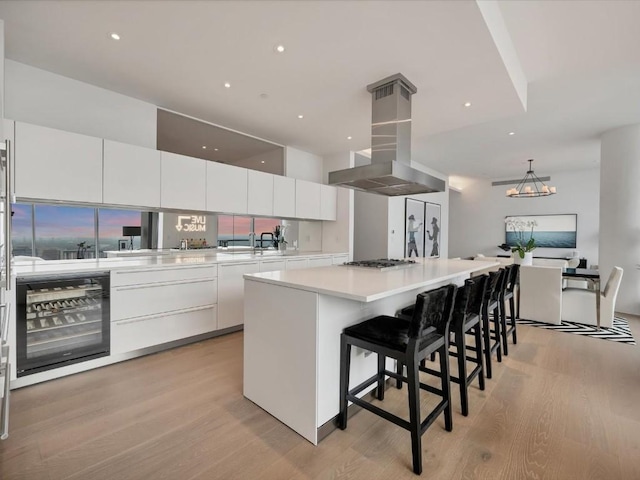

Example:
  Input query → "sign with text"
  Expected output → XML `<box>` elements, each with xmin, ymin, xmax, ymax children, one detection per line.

<box><xmin>175</xmin><ymin>215</ymin><xmax>207</xmax><ymax>232</ymax></box>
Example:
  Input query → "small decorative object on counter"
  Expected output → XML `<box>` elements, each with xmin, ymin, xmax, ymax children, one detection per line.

<box><xmin>274</xmin><ymin>225</ymin><xmax>288</xmax><ymax>251</ymax></box>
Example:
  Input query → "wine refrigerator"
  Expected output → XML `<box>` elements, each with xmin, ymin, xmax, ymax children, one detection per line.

<box><xmin>16</xmin><ymin>272</ymin><xmax>110</xmax><ymax>377</ymax></box>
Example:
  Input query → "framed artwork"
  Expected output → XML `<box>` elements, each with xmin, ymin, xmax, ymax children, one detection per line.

<box><xmin>505</xmin><ymin>214</ymin><xmax>577</xmax><ymax>248</ymax></box>
<box><xmin>424</xmin><ymin>202</ymin><xmax>441</xmax><ymax>258</ymax></box>
<box><xmin>404</xmin><ymin>198</ymin><xmax>425</xmax><ymax>258</ymax></box>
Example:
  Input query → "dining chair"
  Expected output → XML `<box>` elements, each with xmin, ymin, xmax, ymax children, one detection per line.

<box><xmin>518</xmin><ymin>265</ymin><xmax>563</xmax><ymax>325</ymax></box>
<box><xmin>561</xmin><ymin>267</ymin><xmax>623</xmax><ymax>328</ymax></box>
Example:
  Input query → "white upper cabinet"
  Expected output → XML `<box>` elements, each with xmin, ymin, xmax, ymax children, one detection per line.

<box><xmin>206</xmin><ymin>161</ymin><xmax>248</xmax><ymax>214</ymax></box>
<box><xmin>273</xmin><ymin>175</ymin><xmax>295</xmax><ymax>218</ymax></box>
<box><xmin>160</xmin><ymin>151</ymin><xmax>206</xmax><ymax>211</ymax></box>
<box><xmin>14</xmin><ymin>122</ymin><xmax>103</xmax><ymax>203</ymax></box>
<box><xmin>103</xmin><ymin>140</ymin><xmax>161</xmax><ymax>208</ymax></box>
<box><xmin>320</xmin><ymin>184</ymin><xmax>337</xmax><ymax>221</ymax></box>
<box><xmin>247</xmin><ymin>170</ymin><xmax>274</xmax><ymax>216</ymax></box>
<box><xmin>295</xmin><ymin>179</ymin><xmax>321</xmax><ymax>219</ymax></box>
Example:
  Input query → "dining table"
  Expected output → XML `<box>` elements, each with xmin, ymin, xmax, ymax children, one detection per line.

<box><xmin>562</xmin><ymin>268</ymin><xmax>601</xmax><ymax>329</ymax></box>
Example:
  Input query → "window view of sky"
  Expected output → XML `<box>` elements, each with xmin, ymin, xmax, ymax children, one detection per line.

<box><xmin>13</xmin><ymin>203</ymin><xmax>142</xmax><ymax>259</ymax></box>
<box><xmin>218</xmin><ymin>216</ymin><xmax>281</xmax><ymax>246</ymax></box>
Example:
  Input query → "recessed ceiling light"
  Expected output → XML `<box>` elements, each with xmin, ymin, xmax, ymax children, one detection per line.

<box><xmin>224</xmin><ymin>82</ymin><xmax>231</xmax><ymax>88</ymax></box>
<box><xmin>202</xmin><ymin>146</ymin><xmax>207</xmax><ymax>149</ymax></box>
<box><xmin>110</xmin><ymin>32</ymin><xmax>121</xmax><ymax>41</ymax></box>
<box><xmin>347</xmin><ymin>136</ymin><xmax>352</xmax><ymax>140</ymax></box>
<box><xmin>275</xmin><ymin>44</ymin><xmax>285</xmax><ymax>53</ymax></box>
<box><xmin>464</xmin><ymin>102</ymin><xmax>472</xmax><ymax>107</ymax></box>
<box><xmin>298</xmin><ymin>114</ymin><xmax>304</xmax><ymax>119</ymax></box>
<box><xmin>261</xmin><ymin>160</ymin><xmax>265</xmax><ymax>164</ymax></box>
<box><xmin>214</xmin><ymin>148</ymin><xmax>219</xmax><ymax>151</ymax></box>
<box><xmin>508</xmin><ymin>131</ymin><xmax>515</xmax><ymax>136</ymax></box>
<box><xmin>259</xmin><ymin>93</ymin><xmax>269</xmax><ymax>99</ymax></box>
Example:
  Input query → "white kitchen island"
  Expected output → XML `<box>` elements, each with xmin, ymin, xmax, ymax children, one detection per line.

<box><xmin>243</xmin><ymin>258</ymin><xmax>498</xmax><ymax>444</ymax></box>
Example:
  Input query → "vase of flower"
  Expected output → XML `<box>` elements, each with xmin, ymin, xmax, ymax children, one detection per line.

<box><xmin>513</xmin><ymin>251</ymin><xmax>533</xmax><ymax>265</ymax></box>
<box><xmin>505</xmin><ymin>217</ymin><xmax>537</xmax><ymax>265</ymax></box>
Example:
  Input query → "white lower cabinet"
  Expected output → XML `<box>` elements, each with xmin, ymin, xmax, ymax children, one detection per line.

<box><xmin>218</xmin><ymin>262</ymin><xmax>260</xmax><ymax>329</ymax></box>
<box><xmin>285</xmin><ymin>258</ymin><xmax>309</xmax><ymax>270</ymax></box>
<box><xmin>307</xmin><ymin>256</ymin><xmax>333</xmax><ymax>268</ymax></box>
<box><xmin>332</xmin><ymin>254</ymin><xmax>349</xmax><ymax>265</ymax></box>
<box><xmin>110</xmin><ymin>265</ymin><xmax>218</xmax><ymax>355</ymax></box>
<box><xmin>260</xmin><ymin>259</ymin><xmax>286</xmax><ymax>273</ymax></box>
<box><xmin>112</xmin><ymin>306</ymin><xmax>217</xmax><ymax>355</ymax></box>
<box><xmin>111</xmin><ymin>278</ymin><xmax>217</xmax><ymax>321</ymax></box>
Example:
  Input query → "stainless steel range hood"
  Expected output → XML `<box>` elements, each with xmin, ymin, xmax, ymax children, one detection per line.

<box><xmin>328</xmin><ymin>73</ymin><xmax>445</xmax><ymax>196</ymax></box>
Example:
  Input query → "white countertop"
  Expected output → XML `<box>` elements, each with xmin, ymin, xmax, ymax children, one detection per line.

<box><xmin>13</xmin><ymin>251</ymin><xmax>348</xmax><ymax>277</ymax></box>
<box><xmin>243</xmin><ymin>258</ymin><xmax>499</xmax><ymax>302</ymax></box>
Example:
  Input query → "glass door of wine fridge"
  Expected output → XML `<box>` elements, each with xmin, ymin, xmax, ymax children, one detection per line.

<box><xmin>16</xmin><ymin>272</ymin><xmax>110</xmax><ymax>377</ymax></box>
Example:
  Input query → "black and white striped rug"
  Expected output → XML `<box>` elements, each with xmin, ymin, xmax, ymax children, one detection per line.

<box><xmin>516</xmin><ymin>316</ymin><xmax>636</xmax><ymax>345</ymax></box>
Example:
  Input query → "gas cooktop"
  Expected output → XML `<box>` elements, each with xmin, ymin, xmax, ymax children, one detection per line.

<box><xmin>341</xmin><ymin>259</ymin><xmax>418</xmax><ymax>271</ymax></box>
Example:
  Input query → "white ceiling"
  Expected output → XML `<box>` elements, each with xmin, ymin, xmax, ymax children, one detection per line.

<box><xmin>1</xmin><ymin>0</ymin><xmax>639</xmax><ymax>180</ymax></box>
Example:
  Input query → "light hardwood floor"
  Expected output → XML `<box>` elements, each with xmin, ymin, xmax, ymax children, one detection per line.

<box><xmin>2</xmin><ymin>316</ymin><xmax>640</xmax><ymax>479</ymax></box>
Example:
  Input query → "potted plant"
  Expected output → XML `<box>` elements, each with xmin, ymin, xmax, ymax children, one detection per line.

<box><xmin>505</xmin><ymin>218</ymin><xmax>537</xmax><ymax>265</ymax></box>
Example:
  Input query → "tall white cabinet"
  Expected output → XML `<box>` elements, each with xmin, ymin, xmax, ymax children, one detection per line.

<box><xmin>273</xmin><ymin>175</ymin><xmax>296</xmax><ymax>218</ymax></box>
<box><xmin>103</xmin><ymin>140</ymin><xmax>161</xmax><ymax>208</ymax></box>
<box><xmin>295</xmin><ymin>179</ymin><xmax>321</xmax><ymax>219</ymax></box>
<box><xmin>14</xmin><ymin>122</ymin><xmax>103</xmax><ymax>203</ymax></box>
<box><xmin>320</xmin><ymin>184</ymin><xmax>337</xmax><ymax>221</ymax></box>
<box><xmin>206</xmin><ymin>161</ymin><xmax>248</xmax><ymax>214</ymax></box>
<box><xmin>161</xmin><ymin>152</ymin><xmax>206</xmax><ymax>211</ymax></box>
<box><xmin>247</xmin><ymin>170</ymin><xmax>274</xmax><ymax>216</ymax></box>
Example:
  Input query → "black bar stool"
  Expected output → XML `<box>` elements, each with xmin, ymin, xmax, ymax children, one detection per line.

<box><xmin>398</xmin><ymin>276</ymin><xmax>488</xmax><ymax>416</ymax></box>
<box><xmin>338</xmin><ymin>284</ymin><xmax>457</xmax><ymax>475</ymax></box>
<box><xmin>499</xmin><ymin>264</ymin><xmax>519</xmax><ymax>354</ymax></box>
<box><xmin>482</xmin><ymin>268</ymin><xmax>506</xmax><ymax>379</ymax></box>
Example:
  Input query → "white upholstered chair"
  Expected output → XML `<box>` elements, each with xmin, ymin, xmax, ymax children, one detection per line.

<box><xmin>519</xmin><ymin>265</ymin><xmax>563</xmax><ymax>325</ymax></box>
<box><xmin>561</xmin><ymin>267</ymin><xmax>624</xmax><ymax>328</ymax></box>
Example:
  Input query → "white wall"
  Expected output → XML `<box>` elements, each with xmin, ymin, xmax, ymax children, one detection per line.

<box><xmin>285</xmin><ymin>146</ymin><xmax>323</xmax><ymax>183</ymax></box>
<box><xmin>449</xmin><ymin>168</ymin><xmax>600</xmax><ymax>264</ymax></box>
<box><xmin>297</xmin><ymin>221</ymin><xmax>323</xmax><ymax>252</ymax></box>
<box><xmin>5</xmin><ymin>60</ymin><xmax>157</xmax><ymax>148</ymax></box>
<box><xmin>322</xmin><ymin>152</ymin><xmax>354</xmax><ymax>257</ymax></box>
<box><xmin>600</xmin><ymin>126</ymin><xmax>640</xmax><ymax>315</ymax></box>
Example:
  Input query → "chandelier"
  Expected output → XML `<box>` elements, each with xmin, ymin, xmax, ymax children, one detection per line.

<box><xmin>506</xmin><ymin>159</ymin><xmax>556</xmax><ymax>198</ymax></box>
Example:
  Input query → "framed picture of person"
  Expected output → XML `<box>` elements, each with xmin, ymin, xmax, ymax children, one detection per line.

<box><xmin>424</xmin><ymin>202</ymin><xmax>441</xmax><ymax>258</ymax></box>
<box><xmin>404</xmin><ymin>198</ymin><xmax>425</xmax><ymax>258</ymax></box>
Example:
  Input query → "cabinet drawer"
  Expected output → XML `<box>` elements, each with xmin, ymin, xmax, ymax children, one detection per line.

<box><xmin>111</xmin><ymin>265</ymin><xmax>217</xmax><ymax>287</ymax></box>
<box><xmin>260</xmin><ymin>260</ymin><xmax>286</xmax><ymax>272</ymax></box>
<box><xmin>308</xmin><ymin>257</ymin><xmax>333</xmax><ymax>268</ymax></box>
<box><xmin>112</xmin><ymin>278</ymin><xmax>217</xmax><ymax>321</ymax></box>
<box><xmin>332</xmin><ymin>254</ymin><xmax>349</xmax><ymax>265</ymax></box>
<box><xmin>111</xmin><ymin>305</ymin><xmax>217</xmax><ymax>354</ymax></box>
<box><xmin>286</xmin><ymin>258</ymin><xmax>309</xmax><ymax>270</ymax></box>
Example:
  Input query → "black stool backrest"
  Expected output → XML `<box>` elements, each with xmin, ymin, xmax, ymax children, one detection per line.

<box><xmin>504</xmin><ymin>264</ymin><xmax>520</xmax><ymax>294</ymax></box>
<box><xmin>409</xmin><ymin>284</ymin><xmax>457</xmax><ymax>338</ymax></box>
<box><xmin>485</xmin><ymin>269</ymin><xmax>504</xmax><ymax>304</ymax></box>
<box><xmin>465</xmin><ymin>274</ymin><xmax>488</xmax><ymax>319</ymax></box>
<box><xmin>451</xmin><ymin>283</ymin><xmax>472</xmax><ymax>325</ymax></box>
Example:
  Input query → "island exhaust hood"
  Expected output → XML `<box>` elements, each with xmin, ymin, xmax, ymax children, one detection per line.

<box><xmin>328</xmin><ymin>73</ymin><xmax>445</xmax><ymax>196</ymax></box>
